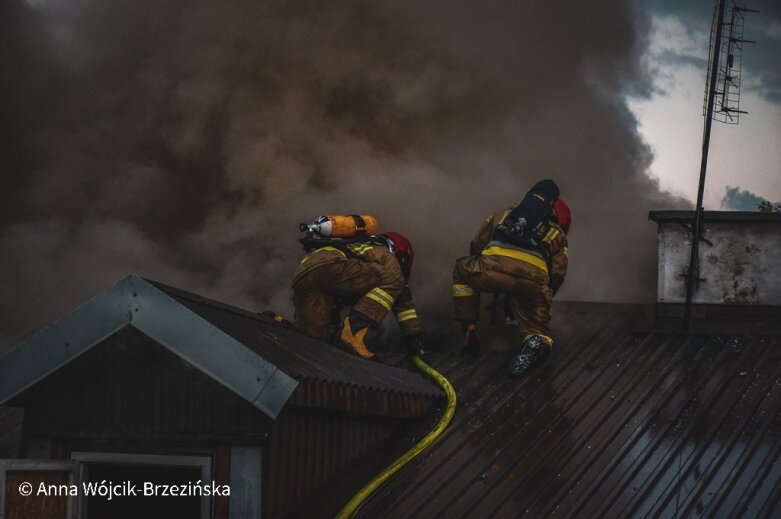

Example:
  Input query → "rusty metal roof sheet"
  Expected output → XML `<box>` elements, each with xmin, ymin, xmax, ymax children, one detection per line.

<box><xmin>149</xmin><ymin>280</ymin><xmax>441</xmax><ymax>416</ymax></box>
<box><xmin>357</xmin><ymin>302</ymin><xmax>781</xmax><ymax>518</ymax></box>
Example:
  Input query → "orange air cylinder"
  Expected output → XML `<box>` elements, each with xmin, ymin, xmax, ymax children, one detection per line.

<box><xmin>311</xmin><ymin>215</ymin><xmax>378</xmax><ymax>238</ymax></box>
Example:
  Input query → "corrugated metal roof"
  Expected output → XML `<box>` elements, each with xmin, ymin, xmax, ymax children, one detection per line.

<box><xmin>0</xmin><ymin>275</ymin><xmax>439</xmax><ymax>424</ymax></box>
<box><xmin>357</xmin><ymin>302</ymin><xmax>781</xmax><ymax>518</ymax></box>
<box><xmin>149</xmin><ymin>280</ymin><xmax>441</xmax><ymax>414</ymax></box>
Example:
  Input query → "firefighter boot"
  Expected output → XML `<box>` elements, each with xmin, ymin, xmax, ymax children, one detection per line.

<box><xmin>461</xmin><ymin>321</ymin><xmax>480</xmax><ymax>356</ymax></box>
<box><xmin>340</xmin><ymin>312</ymin><xmax>375</xmax><ymax>360</ymax></box>
<box><xmin>509</xmin><ymin>335</ymin><xmax>550</xmax><ymax>378</ymax></box>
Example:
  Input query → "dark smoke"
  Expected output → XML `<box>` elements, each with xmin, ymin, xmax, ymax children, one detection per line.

<box><xmin>1</xmin><ymin>0</ymin><xmax>684</xmax><ymax>350</ymax></box>
<box><xmin>721</xmin><ymin>186</ymin><xmax>778</xmax><ymax>211</ymax></box>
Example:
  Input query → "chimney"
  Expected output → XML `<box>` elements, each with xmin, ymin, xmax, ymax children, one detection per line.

<box><xmin>649</xmin><ymin>210</ymin><xmax>781</xmax><ymax>332</ymax></box>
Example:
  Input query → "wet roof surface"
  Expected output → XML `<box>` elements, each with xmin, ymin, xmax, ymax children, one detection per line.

<box><xmin>358</xmin><ymin>302</ymin><xmax>781</xmax><ymax>518</ymax></box>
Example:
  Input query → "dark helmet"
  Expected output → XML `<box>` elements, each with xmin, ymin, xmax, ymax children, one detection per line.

<box><xmin>553</xmin><ymin>198</ymin><xmax>572</xmax><ymax>234</ymax></box>
<box><xmin>375</xmin><ymin>231</ymin><xmax>414</xmax><ymax>279</ymax></box>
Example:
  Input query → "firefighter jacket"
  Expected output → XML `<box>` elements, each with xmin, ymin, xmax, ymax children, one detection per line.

<box><xmin>470</xmin><ymin>206</ymin><xmax>568</xmax><ymax>293</ymax></box>
<box><xmin>293</xmin><ymin>241</ymin><xmax>420</xmax><ymax>339</ymax></box>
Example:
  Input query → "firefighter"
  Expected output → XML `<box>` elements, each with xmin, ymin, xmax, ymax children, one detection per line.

<box><xmin>452</xmin><ymin>180</ymin><xmax>570</xmax><ymax>377</ymax></box>
<box><xmin>293</xmin><ymin>220</ymin><xmax>423</xmax><ymax>361</ymax></box>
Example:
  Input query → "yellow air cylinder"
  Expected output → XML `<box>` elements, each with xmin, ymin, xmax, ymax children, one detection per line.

<box><xmin>310</xmin><ymin>215</ymin><xmax>378</xmax><ymax>238</ymax></box>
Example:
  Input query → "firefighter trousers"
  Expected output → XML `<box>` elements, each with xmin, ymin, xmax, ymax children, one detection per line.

<box><xmin>452</xmin><ymin>254</ymin><xmax>553</xmax><ymax>343</ymax></box>
<box><xmin>293</xmin><ymin>259</ymin><xmax>405</xmax><ymax>341</ymax></box>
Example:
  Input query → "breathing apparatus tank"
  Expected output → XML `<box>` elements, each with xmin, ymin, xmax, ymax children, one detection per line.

<box><xmin>299</xmin><ymin>215</ymin><xmax>378</xmax><ymax>239</ymax></box>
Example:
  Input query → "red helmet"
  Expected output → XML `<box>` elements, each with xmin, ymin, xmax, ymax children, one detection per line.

<box><xmin>375</xmin><ymin>231</ymin><xmax>414</xmax><ymax>279</ymax></box>
<box><xmin>553</xmin><ymin>198</ymin><xmax>572</xmax><ymax>234</ymax></box>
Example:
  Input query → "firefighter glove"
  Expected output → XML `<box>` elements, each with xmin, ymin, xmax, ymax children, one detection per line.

<box><xmin>461</xmin><ymin>322</ymin><xmax>480</xmax><ymax>357</ymax></box>
<box><xmin>403</xmin><ymin>333</ymin><xmax>427</xmax><ymax>358</ymax></box>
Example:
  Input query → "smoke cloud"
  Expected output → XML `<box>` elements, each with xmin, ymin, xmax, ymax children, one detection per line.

<box><xmin>721</xmin><ymin>186</ymin><xmax>778</xmax><ymax>211</ymax></box>
<box><xmin>1</xmin><ymin>0</ymin><xmax>684</xmax><ymax>350</ymax></box>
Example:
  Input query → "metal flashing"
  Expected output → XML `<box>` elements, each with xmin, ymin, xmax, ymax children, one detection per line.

<box><xmin>128</xmin><ymin>276</ymin><xmax>297</xmax><ymax>418</ymax></box>
<box><xmin>0</xmin><ymin>275</ymin><xmax>297</xmax><ymax>419</ymax></box>
<box><xmin>0</xmin><ymin>277</ymin><xmax>131</xmax><ymax>407</ymax></box>
<box><xmin>649</xmin><ymin>210</ymin><xmax>781</xmax><ymax>223</ymax></box>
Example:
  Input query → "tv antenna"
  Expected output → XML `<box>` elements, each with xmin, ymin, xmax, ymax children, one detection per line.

<box><xmin>704</xmin><ymin>0</ymin><xmax>758</xmax><ymax>124</ymax></box>
<box><xmin>683</xmin><ymin>0</ymin><xmax>757</xmax><ymax>332</ymax></box>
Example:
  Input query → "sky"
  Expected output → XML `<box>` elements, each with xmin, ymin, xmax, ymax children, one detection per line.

<box><xmin>631</xmin><ymin>0</ymin><xmax>781</xmax><ymax>209</ymax></box>
<box><xmin>0</xmin><ymin>0</ymin><xmax>778</xmax><ymax>350</ymax></box>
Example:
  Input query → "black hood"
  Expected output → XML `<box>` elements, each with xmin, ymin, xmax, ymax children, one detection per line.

<box><xmin>532</xmin><ymin>179</ymin><xmax>560</xmax><ymax>201</ymax></box>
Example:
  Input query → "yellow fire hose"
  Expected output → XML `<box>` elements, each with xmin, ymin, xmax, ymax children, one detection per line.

<box><xmin>335</xmin><ymin>355</ymin><xmax>457</xmax><ymax>519</ymax></box>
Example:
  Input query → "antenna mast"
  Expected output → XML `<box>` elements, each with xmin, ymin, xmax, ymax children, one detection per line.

<box><xmin>683</xmin><ymin>0</ymin><xmax>757</xmax><ymax>332</ymax></box>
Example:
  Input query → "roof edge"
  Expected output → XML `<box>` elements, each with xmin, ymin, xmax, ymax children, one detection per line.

<box><xmin>0</xmin><ymin>275</ymin><xmax>133</xmax><ymax>405</ymax></box>
<box><xmin>144</xmin><ymin>278</ymin><xmax>277</xmax><ymax>326</ymax></box>
<box><xmin>649</xmin><ymin>210</ymin><xmax>781</xmax><ymax>223</ymax></box>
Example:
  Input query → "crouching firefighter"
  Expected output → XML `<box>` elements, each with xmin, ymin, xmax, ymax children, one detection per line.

<box><xmin>293</xmin><ymin>215</ymin><xmax>425</xmax><ymax>361</ymax></box>
<box><xmin>452</xmin><ymin>180</ymin><xmax>571</xmax><ymax>377</ymax></box>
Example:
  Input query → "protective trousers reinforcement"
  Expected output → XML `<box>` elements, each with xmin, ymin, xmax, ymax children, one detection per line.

<box><xmin>452</xmin><ymin>253</ymin><xmax>553</xmax><ymax>343</ymax></box>
<box><xmin>293</xmin><ymin>259</ymin><xmax>405</xmax><ymax>341</ymax></box>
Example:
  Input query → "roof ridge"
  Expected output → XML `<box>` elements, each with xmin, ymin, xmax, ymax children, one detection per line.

<box><xmin>143</xmin><ymin>277</ymin><xmax>296</xmax><ymax>330</ymax></box>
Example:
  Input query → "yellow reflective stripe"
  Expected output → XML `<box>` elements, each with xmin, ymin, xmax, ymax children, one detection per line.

<box><xmin>372</xmin><ymin>287</ymin><xmax>394</xmax><ymax>305</ymax></box>
<box><xmin>366</xmin><ymin>293</ymin><xmax>392</xmax><ymax>311</ymax></box>
<box><xmin>351</xmin><ymin>244</ymin><xmax>373</xmax><ymax>255</ymax></box>
<box><xmin>317</xmin><ymin>246</ymin><xmax>347</xmax><ymax>256</ymax></box>
<box><xmin>542</xmin><ymin>228</ymin><xmax>559</xmax><ymax>244</ymax></box>
<box><xmin>365</xmin><ymin>287</ymin><xmax>394</xmax><ymax>311</ymax></box>
<box><xmin>563</xmin><ymin>246</ymin><xmax>568</xmax><ymax>257</ymax></box>
<box><xmin>533</xmin><ymin>193</ymin><xmax>545</xmax><ymax>201</ymax></box>
<box><xmin>452</xmin><ymin>284</ymin><xmax>476</xmax><ymax>297</ymax></box>
<box><xmin>396</xmin><ymin>309</ymin><xmax>417</xmax><ymax>323</ymax></box>
<box><xmin>300</xmin><ymin>246</ymin><xmax>346</xmax><ymax>264</ymax></box>
<box><xmin>482</xmin><ymin>246</ymin><xmax>548</xmax><ymax>272</ymax></box>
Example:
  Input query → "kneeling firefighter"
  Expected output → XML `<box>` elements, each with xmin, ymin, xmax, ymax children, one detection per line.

<box><xmin>293</xmin><ymin>215</ymin><xmax>425</xmax><ymax>361</ymax></box>
<box><xmin>452</xmin><ymin>180</ymin><xmax>571</xmax><ymax>377</ymax></box>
